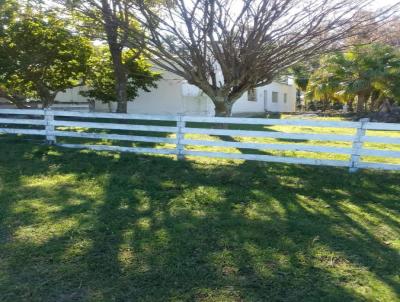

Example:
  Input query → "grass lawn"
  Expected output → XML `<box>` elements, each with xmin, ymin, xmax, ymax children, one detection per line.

<box><xmin>0</xmin><ymin>137</ymin><xmax>399</xmax><ymax>301</ymax></box>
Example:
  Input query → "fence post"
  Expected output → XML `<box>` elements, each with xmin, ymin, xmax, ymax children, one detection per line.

<box><xmin>44</xmin><ymin>109</ymin><xmax>56</xmax><ymax>145</ymax></box>
<box><xmin>176</xmin><ymin>114</ymin><xmax>186</xmax><ymax>160</ymax></box>
<box><xmin>349</xmin><ymin>118</ymin><xmax>369</xmax><ymax>173</ymax></box>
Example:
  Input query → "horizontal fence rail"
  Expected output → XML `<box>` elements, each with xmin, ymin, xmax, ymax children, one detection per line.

<box><xmin>0</xmin><ymin>109</ymin><xmax>400</xmax><ymax>172</ymax></box>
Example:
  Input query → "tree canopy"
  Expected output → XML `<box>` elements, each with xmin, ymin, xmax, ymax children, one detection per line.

<box><xmin>58</xmin><ymin>0</ymin><xmax>149</xmax><ymax>113</ymax></box>
<box><xmin>0</xmin><ymin>13</ymin><xmax>92</xmax><ymax>107</ymax></box>
<box><xmin>305</xmin><ymin>44</ymin><xmax>400</xmax><ymax>112</ymax></box>
<box><xmin>127</xmin><ymin>0</ymin><xmax>396</xmax><ymax>116</ymax></box>
<box><xmin>81</xmin><ymin>46</ymin><xmax>161</xmax><ymax>106</ymax></box>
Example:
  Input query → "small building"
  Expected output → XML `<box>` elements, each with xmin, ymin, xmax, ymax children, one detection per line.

<box><xmin>95</xmin><ymin>70</ymin><xmax>297</xmax><ymax>115</ymax></box>
<box><xmin>0</xmin><ymin>70</ymin><xmax>297</xmax><ymax>115</ymax></box>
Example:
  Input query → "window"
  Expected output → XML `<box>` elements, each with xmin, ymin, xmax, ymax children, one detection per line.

<box><xmin>248</xmin><ymin>88</ymin><xmax>257</xmax><ymax>102</ymax></box>
<box><xmin>272</xmin><ymin>91</ymin><xmax>279</xmax><ymax>103</ymax></box>
<box><xmin>284</xmin><ymin>93</ymin><xmax>288</xmax><ymax>103</ymax></box>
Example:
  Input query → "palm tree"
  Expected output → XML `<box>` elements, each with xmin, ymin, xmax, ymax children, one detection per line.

<box><xmin>306</xmin><ymin>44</ymin><xmax>400</xmax><ymax>113</ymax></box>
<box><xmin>305</xmin><ymin>55</ymin><xmax>343</xmax><ymax>111</ymax></box>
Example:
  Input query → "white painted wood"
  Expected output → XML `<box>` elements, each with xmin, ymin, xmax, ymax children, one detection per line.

<box><xmin>0</xmin><ymin>128</ymin><xmax>46</xmax><ymax>136</ymax></box>
<box><xmin>0</xmin><ymin>118</ymin><xmax>46</xmax><ymax>125</ymax></box>
<box><xmin>51</xmin><ymin>131</ymin><xmax>177</xmax><ymax>144</ymax></box>
<box><xmin>0</xmin><ymin>109</ymin><xmax>45</xmax><ymax>115</ymax></box>
<box><xmin>51</xmin><ymin>110</ymin><xmax>179</xmax><ymax>121</ymax></box>
<box><xmin>349</xmin><ymin>118</ymin><xmax>369</xmax><ymax>172</ymax></box>
<box><xmin>362</xmin><ymin>136</ymin><xmax>400</xmax><ymax>144</ymax></box>
<box><xmin>182</xmin><ymin>127</ymin><xmax>355</xmax><ymax>141</ymax></box>
<box><xmin>57</xmin><ymin>143</ymin><xmax>178</xmax><ymax>155</ymax></box>
<box><xmin>45</xmin><ymin>109</ymin><xmax>56</xmax><ymax>144</ymax></box>
<box><xmin>364</xmin><ymin>123</ymin><xmax>400</xmax><ymax>131</ymax></box>
<box><xmin>183</xmin><ymin>116</ymin><xmax>360</xmax><ymax>128</ymax></box>
<box><xmin>358</xmin><ymin>162</ymin><xmax>400</xmax><ymax>171</ymax></box>
<box><xmin>1</xmin><ymin>109</ymin><xmax>399</xmax><ymax>172</ymax></box>
<box><xmin>181</xmin><ymin>139</ymin><xmax>353</xmax><ymax>154</ymax></box>
<box><xmin>183</xmin><ymin>150</ymin><xmax>350</xmax><ymax>167</ymax></box>
<box><xmin>53</xmin><ymin>120</ymin><xmax>178</xmax><ymax>133</ymax></box>
<box><xmin>176</xmin><ymin>115</ymin><xmax>186</xmax><ymax>160</ymax></box>
<box><xmin>359</xmin><ymin>148</ymin><xmax>400</xmax><ymax>158</ymax></box>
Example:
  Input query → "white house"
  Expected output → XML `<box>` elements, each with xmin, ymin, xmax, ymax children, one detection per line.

<box><xmin>0</xmin><ymin>70</ymin><xmax>297</xmax><ymax>115</ymax></box>
<box><xmin>94</xmin><ymin>70</ymin><xmax>297</xmax><ymax>115</ymax></box>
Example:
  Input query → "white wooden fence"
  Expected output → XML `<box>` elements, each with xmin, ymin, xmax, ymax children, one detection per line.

<box><xmin>1</xmin><ymin>109</ymin><xmax>400</xmax><ymax>172</ymax></box>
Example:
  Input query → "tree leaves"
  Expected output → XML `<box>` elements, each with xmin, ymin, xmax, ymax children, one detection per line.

<box><xmin>0</xmin><ymin>10</ymin><xmax>92</xmax><ymax>106</ymax></box>
<box><xmin>305</xmin><ymin>44</ymin><xmax>400</xmax><ymax>111</ymax></box>
<box><xmin>81</xmin><ymin>46</ymin><xmax>161</xmax><ymax>104</ymax></box>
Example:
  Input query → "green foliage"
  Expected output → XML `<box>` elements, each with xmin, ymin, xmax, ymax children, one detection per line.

<box><xmin>81</xmin><ymin>46</ymin><xmax>161</xmax><ymax>104</ymax></box>
<box><xmin>0</xmin><ymin>13</ymin><xmax>92</xmax><ymax>106</ymax></box>
<box><xmin>305</xmin><ymin>55</ymin><xmax>344</xmax><ymax>104</ymax></box>
<box><xmin>306</xmin><ymin>44</ymin><xmax>400</xmax><ymax>111</ymax></box>
<box><xmin>291</xmin><ymin>60</ymin><xmax>320</xmax><ymax>92</ymax></box>
<box><xmin>0</xmin><ymin>0</ymin><xmax>17</xmax><ymax>36</ymax></box>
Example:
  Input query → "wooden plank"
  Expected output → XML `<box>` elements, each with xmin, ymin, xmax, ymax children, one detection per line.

<box><xmin>45</xmin><ymin>110</ymin><xmax>56</xmax><ymax>144</ymax></box>
<box><xmin>0</xmin><ymin>128</ymin><xmax>46</xmax><ymax>136</ymax></box>
<box><xmin>183</xmin><ymin>150</ymin><xmax>350</xmax><ymax>167</ymax></box>
<box><xmin>57</xmin><ymin>143</ymin><xmax>177</xmax><ymax>155</ymax></box>
<box><xmin>181</xmin><ymin>139</ymin><xmax>353</xmax><ymax>154</ymax></box>
<box><xmin>182</xmin><ymin>116</ymin><xmax>360</xmax><ymax>128</ymax></box>
<box><xmin>362</xmin><ymin>136</ymin><xmax>400</xmax><ymax>144</ymax></box>
<box><xmin>358</xmin><ymin>162</ymin><xmax>400</xmax><ymax>171</ymax></box>
<box><xmin>0</xmin><ymin>118</ymin><xmax>46</xmax><ymax>125</ymax></box>
<box><xmin>360</xmin><ymin>148</ymin><xmax>400</xmax><ymax>158</ymax></box>
<box><xmin>53</xmin><ymin>120</ymin><xmax>178</xmax><ymax>133</ymax></box>
<box><xmin>349</xmin><ymin>118</ymin><xmax>369</xmax><ymax>173</ymax></box>
<box><xmin>182</xmin><ymin>127</ymin><xmax>355</xmax><ymax>141</ymax></box>
<box><xmin>365</xmin><ymin>123</ymin><xmax>400</xmax><ymax>131</ymax></box>
<box><xmin>52</xmin><ymin>131</ymin><xmax>177</xmax><ymax>144</ymax></box>
<box><xmin>176</xmin><ymin>115</ymin><xmax>186</xmax><ymax>160</ymax></box>
<box><xmin>51</xmin><ymin>110</ymin><xmax>179</xmax><ymax>121</ymax></box>
<box><xmin>0</xmin><ymin>109</ymin><xmax>45</xmax><ymax>115</ymax></box>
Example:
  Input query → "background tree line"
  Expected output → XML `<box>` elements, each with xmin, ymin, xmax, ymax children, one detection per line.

<box><xmin>293</xmin><ymin>17</ymin><xmax>400</xmax><ymax>113</ymax></box>
<box><xmin>0</xmin><ymin>0</ymin><xmax>160</xmax><ymax>110</ymax></box>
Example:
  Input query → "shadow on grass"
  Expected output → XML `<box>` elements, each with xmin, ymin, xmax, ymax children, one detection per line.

<box><xmin>0</xmin><ymin>141</ymin><xmax>399</xmax><ymax>301</ymax></box>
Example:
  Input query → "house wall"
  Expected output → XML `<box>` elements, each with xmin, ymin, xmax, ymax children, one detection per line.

<box><xmin>0</xmin><ymin>70</ymin><xmax>296</xmax><ymax>115</ymax></box>
<box><xmin>95</xmin><ymin>75</ymin><xmax>297</xmax><ymax>116</ymax></box>
<box><xmin>95</xmin><ymin>72</ymin><xmax>209</xmax><ymax>115</ymax></box>
<box><xmin>55</xmin><ymin>86</ymin><xmax>88</xmax><ymax>103</ymax></box>
<box><xmin>262</xmin><ymin>82</ymin><xmax>297</xmax><ymax>113</ymax></box>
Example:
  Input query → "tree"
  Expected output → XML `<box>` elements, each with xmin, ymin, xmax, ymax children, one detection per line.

<box><xmin>60</xmin><ymin>0</ymin><xmax>149</xmax><ymax>113</ymax></box>
<box><xmin>0</xmin><ymin>13</ymin><xmax>92</xmax><ymax>107</ymax></box>
<box><xmin>128</xmin><ymin>0</ymin><xmax>396</xmax><ymax>116</ymax></box>
<box><xmin>0</xmin><ymin>0</ymin><xmax>17</xmax><ymax>35</ymax></box>
<box><xmin>305</xmin><ymin>56</ymin><xmax>343</xmax><ymax>111</ymax></box>
<box><xmin>306</xmin><ymin>44</ymin><xmax>400</xmax><ymax>112</ymax></box>
<box><xmin>81</xmin><ymin>46</ymin><xmax>161</xmax><ymax>109</ymax></box>
<box><xmin>291</xmin><ymin>59</ymin><xmax>320</xmax><ymax>109</ymax></box>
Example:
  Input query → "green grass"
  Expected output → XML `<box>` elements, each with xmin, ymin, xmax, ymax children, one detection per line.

<box><xmin>0</xmin><ymin>137</ymin><xmax>400</xmax><ymax>301</ymax></box>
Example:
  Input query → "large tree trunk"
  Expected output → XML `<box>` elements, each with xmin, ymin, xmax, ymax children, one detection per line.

<box><xmin>115</xmin><ymin>76</ymin><xmax>128</xmax><ymax>113</ymax></box>
<box><xmin>370</xmin><ymin>90</ymin><xmax>381</xmax><ymax>112</ymax></box>
<box><xmin>356</xmin><ymin>92</ymin><xmax>367</xmax><ymax>113</ymax></box>
<box><xmin>109</xmin><ymin>45</ymin><xmax>128</xmax><ymax>113</ymax></box>
<box><xmin>41</xmin><ymin>94</ymin><xmax>57</xmax><ymax>109</ymax></box>
<box><xmin>214</xmin><ymin>101</ymin><xmax>233</xmax><ymax>117</ymax></box>
<box><xmin>37</xmin><ymin>84</ymin><xmax>57</xmax><ymax>108</ymax></box>
<box><xmin>347</xmin><ymin>99</ymin><xmax>354</xmax><ymax>112</ymax></box>
<box><xmin>101</xmin><ymin>0</ymin><xmax>129</xmax><ymax>114</ymax></box>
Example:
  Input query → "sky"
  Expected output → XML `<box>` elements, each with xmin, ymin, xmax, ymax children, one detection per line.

<box><xmin>369</xmin><ymin>0</ymin><xmax>399</xmax><ymax>9</ymax></box>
